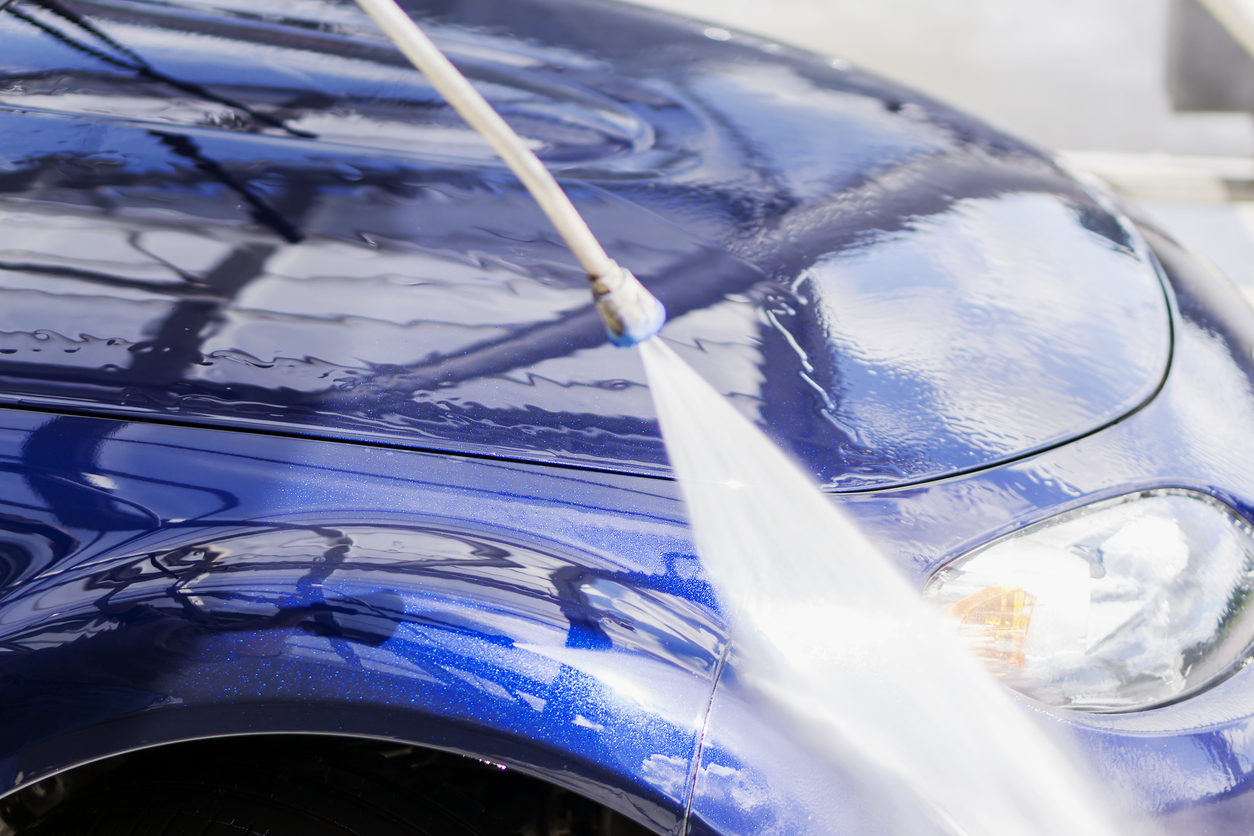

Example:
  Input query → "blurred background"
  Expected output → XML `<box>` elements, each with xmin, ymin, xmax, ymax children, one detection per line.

<box><xmin>630</xmin><ymin>0</ymin><xmax>1254</xmax><ymax>299</ymax></box>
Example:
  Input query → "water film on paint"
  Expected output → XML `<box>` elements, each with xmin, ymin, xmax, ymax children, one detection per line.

<box><xmin>638</xmin><ymin>335</ymin><xmax>1125</xmax><ymax>836</ymax></box>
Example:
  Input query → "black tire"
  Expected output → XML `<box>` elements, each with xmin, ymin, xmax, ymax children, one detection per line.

<box><xmin>16</xmin><ymin>739</ymin><xmax>486</xmax><ymax>836</ymax></box>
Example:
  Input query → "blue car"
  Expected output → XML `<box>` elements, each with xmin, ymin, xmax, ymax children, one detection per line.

<box><xmin>0</xmin><ymin>0</ymin><xmax>1251</xmax><ymax>832</ymax></box>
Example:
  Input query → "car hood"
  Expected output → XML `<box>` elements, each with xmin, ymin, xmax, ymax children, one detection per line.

<box><xmin>0</xmin><ymin>0</ymin><xmax>1170</xmax><ymax>489</ymax></box>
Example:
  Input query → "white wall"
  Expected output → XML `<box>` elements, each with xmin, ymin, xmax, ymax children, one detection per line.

<box><xmin>624</xmin><ymin>0</ymin><xmax>1254</xmax><ymax>155</ymax></box>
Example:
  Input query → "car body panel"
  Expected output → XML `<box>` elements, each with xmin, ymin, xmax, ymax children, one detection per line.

<box><xmin>0</xmin><ymin>407</ymin><xmax>721</xmax><ymax>832</ymax></box>
<box><xmin>2</xmin><ymin>0</ymin><xmax>1253</xmax><ymax>833</ymax></box>
<box><xmin>0</xmin><ymin>0</ymin><xmax>1170</xmax><ymax>490</ymax></box>
<box><xmin>0</xmin><ymin>223</ymin><xmax>1253</xmax><ymax>836</ymax></box>
<box><xmin>686</xmin><ymin>224</ymin><xmax>1254</xmax><ymax>836</ymax></box>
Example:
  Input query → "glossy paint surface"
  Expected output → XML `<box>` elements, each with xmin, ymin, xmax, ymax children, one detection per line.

<box><xmin>686</xmin><ymin>225</ymin><xmax>1254</xmax><ymax>836</ymax></box>
<box><xmin>4</xmin><ymin>0</ymin><xmax>1254</xmax><ymax>832</ymax></box>
<box><xmin>0</xmin><ymin>220</ymin><xmax>1251</xmax><ymax>833</ymax></box>
<box><xmin>0</xmin><ymin>408</ymin><xmax>721</xmax><ymax>832</ymax></box>
<box><xmin>0</xmin><ymin>0</ymin><xmax>1170</xmax><ymax>489</ymax></box>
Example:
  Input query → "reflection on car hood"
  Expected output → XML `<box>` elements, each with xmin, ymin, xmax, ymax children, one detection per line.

<box><xmin>0</xmin><ymin>0</ymin><xmax>1170</xmax><ymax>489</ymax></box>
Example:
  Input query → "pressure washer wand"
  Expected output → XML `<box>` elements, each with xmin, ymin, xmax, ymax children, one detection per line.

<box><xmin>351</xmin><ymin>0</ymin><xmax>666</xmax><ymax>346</ymax></box>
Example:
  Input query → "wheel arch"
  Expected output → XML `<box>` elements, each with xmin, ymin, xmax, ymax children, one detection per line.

<box><xmin>0</xmin><ymin>516</ymin><xmax>728</xmax><ymax>836</ymax></box>
<box><xmin>1</xmin><ymin>731</ymin><xmax>663</xmax><ymax>836</ymax></box>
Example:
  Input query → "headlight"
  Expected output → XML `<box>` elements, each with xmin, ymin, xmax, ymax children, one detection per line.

<box><xmin>924</xmin><ymin>489</ymin><xmax>1254</xmax><ymax>712</ymax></box>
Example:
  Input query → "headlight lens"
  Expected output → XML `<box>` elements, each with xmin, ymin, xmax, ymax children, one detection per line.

<box><xmin>924</xmin><ymin>490</ymin><xmax>1254</xmax><ymax>712</ymax></box>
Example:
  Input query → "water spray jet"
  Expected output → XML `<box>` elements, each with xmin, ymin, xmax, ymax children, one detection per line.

<box><xmin>344</xmin><ymin>3</ymin><xmax>1127</xmax><ymax>832</ymax></box>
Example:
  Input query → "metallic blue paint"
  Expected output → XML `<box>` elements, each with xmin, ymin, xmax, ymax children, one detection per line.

<box><xmin>686</xmin><ymin>224</ymin><xmax>1254</xmax><ymax>836</ymax></box>
<box><xmin>0</xmin><ymin>0</ymin><xmax>1169</xmax><ymax>490</ymax></box>
<box><xmin>2</xmin><ymin>0</ymin><xmax>1254</xmax><ymax>833</ymax></box>
<box><xmin>0</xmin><ymin>220</ymin><xmax>1253</xmax><ymax>833</ymax></box>
<box><xmin>0</xmin><ymin>408</ymin><xmax>718</xmax><ymax>832</ymax></box>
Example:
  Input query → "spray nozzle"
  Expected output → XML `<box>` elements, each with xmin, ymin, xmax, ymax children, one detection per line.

<box><xmin>592</xmin><ymin>262</ymin><xmax>667</xmax><ymax>347</ymax></box>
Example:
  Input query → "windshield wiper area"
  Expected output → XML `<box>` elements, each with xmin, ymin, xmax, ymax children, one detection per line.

<box><xmin>2</xmin><ymin>0</ymin><xmax>316</xmax><ymax>138</ymax></box>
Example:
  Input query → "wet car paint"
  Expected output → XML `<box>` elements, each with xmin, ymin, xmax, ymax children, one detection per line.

<box><xmin>1</xmin><ymin>0</ymin><xmax>1252</xmax><ymax>832</ymax></box>
<box><xmin>0</xmin><ymin>222</ymin><xmax>1252</xmax><ymax>834</ymax></box>
<box><xmin>0</xmin><ymin>0</ymin><xmax>1170</xmax><ymax>490</ymax></box>
<box><xmin>0</xmin><ymin>408</ymin><xmax>720</xmax><ymax>833</ymax></box>
<box><xmin>684</xmin><ymin>225</ymin><xmax>1254</xmax><ymax>836</ymax></box>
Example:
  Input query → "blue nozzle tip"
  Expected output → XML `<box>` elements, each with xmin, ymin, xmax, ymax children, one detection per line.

<box><xmin>594</xmin><ymin>265</ymin><xmax>667</xmax><ymax>347</ymax></box>
<box><xmin>607</xmin><ymin>295</ymin><xmax>666</xmax><ymax>347</ymax></box>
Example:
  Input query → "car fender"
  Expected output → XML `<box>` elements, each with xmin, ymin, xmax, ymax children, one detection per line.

<box><xmin>0</xmin><ymin>410</ymin><xmax>725</xmax><ymax>833</ymax></box>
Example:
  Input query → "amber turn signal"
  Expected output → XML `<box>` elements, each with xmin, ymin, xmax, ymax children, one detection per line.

<box><xmin>943</xmin><ymin>586</ymin><xmax>1036</xmax><ymax>674</ymax></box>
